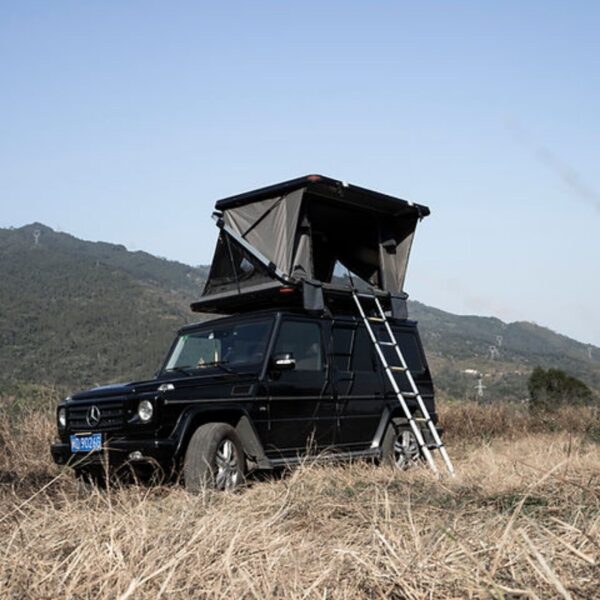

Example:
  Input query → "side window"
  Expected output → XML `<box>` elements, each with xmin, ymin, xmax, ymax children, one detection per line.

<box><xmin>332</xmin><ymin>326</ymin><xmax>353</xmax><ymax>371</ymax></box>
<box><xmin>392</xmin><ymin>328</ymin><xmax>425</xmax><ymax>373</ymax></box>
<box><xmin>274</xmin><ymin>321</ymin><xmax>323</xmax><ymax>371</ymax></box>
<box><xmin>351</xmin><ymin>327</ymin><xmax>376</xmax><ymax>372</ymax></box>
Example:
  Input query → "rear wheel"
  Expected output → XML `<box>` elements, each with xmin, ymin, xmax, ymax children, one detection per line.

<box><xmin>382</xmin><ymin>421</ymin><xmax>422</xmax><ymax>470</ymax></box>
<box><xmin>184</xmin><ymin>423</ymin><xmax>245</xmax><ymax>493</ymax></box>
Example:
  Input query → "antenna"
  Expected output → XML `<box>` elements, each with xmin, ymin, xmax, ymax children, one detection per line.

<box><xmin>33</xmin><ymin>229</ymin><xmax>41</xmax><ymax>246</ymax></box>
<box><xmin>489</xmin><ymin>345</ymin><xmax>499</xmax><ymax>360</ymax></box>
<box><xmin>475</xmin><ymin>374</ymin><xmax>486</xmax><ymax>399</ymax></box>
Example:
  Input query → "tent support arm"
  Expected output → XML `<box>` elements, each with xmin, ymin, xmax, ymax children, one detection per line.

<box><xmin>212</xmin><ymin>213</ymin><xmax>292</xmax><ymax>284</ymax></box>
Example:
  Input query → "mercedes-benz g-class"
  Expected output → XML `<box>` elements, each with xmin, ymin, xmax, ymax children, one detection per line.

<box><xmin>51</xmin><ymin>175</ymin><xmax>447</xmax><ymax>489</ymax></box>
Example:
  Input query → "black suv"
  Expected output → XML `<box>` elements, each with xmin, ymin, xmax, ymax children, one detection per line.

<box><xmin>51</xmin><ymin>175</ymin><xmax>442</xmax><ymax>490</ymax></box>
<box><xmin>51</xmin><ymin>308</ymin><xmax>438</xmax><ymax>490</ymax></box>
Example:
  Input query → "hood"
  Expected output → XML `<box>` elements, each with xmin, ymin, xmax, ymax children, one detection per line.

<box><xmin>69</xmin><ymin>367</ymin><xmax>257</xmax><ymax>401</ymax></box>
<box><xmin>71</xmin><ymin>382</ymin><xmax>135</xmax><ymax>401</ymax></box>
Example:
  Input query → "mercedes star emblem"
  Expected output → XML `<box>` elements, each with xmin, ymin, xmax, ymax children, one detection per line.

<box><xmin>86</xmin><ymin>405</ymin><xmax>101</xmax><ymax>427</ymax></box>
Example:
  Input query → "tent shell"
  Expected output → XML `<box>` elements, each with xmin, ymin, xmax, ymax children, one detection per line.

<box><xmin>192</xmin><ymin>175</ymin><xmax>430</xmax><ymax>318</ymax></box>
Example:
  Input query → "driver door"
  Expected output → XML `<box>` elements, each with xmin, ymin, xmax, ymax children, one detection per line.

<box><xmin>264</xmin><ymin>318</ymin><xmax>331</xmax><ymax>457</ymax></box>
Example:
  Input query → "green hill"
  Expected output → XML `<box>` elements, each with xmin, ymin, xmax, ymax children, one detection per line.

<box><xmin>409</xmin><ymin>302</ymin><xmax>600</xmax><ymax>402</ymax></box>
<box><xmin>0</xmin><ymin>224</ymin><xmax>205</xmax><ymax>390</ymax></box>
<box><xmin>0</xmin><ymin>223</ymin><xmax>598</xmax><ymax>402</ymax></box>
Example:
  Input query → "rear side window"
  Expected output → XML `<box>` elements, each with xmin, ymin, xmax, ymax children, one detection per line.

<box><xmin>331</xmin><ymin>326</ymin><xmax>353</xmax><ymax>370</ymax></box>
<box><xmin>332</xmin><ymin>324</ymin><xmax>376</xmax><ymax>372</ymax></box>
<box><xmin>332</xmin><ymin>324</ymin><xmax>424</xmax><ymax>374</ymax></box>
<box><xmin>274</xmin><ymin>321</ymin><xmax>323</xmax><ymax>371</ymax></box>
<box><xmin>391</xmin><ymin>328</ymin><xmax>426</xmax><ymax>374</ymax></box>
<box><xmin>351</xmin><ymin>327</ymin><xmax>376</xmax><ymax>372</ymax></box>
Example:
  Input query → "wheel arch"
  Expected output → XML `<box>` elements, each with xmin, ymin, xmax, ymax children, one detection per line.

<box><xmin>371</xmin><ymin>406</ymin><xmax>407</xmax><ymax>449</ymax></box>
<box><xmin>171</xmin><ymin>406</ymin><xmax>270</xmax><ymax>468</ymax></box>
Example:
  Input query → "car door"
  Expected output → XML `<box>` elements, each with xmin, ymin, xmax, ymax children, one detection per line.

<box><xmin>333</xmin><ymin>323</ymin><xmax>386</xmax><ymax>451</ymax></box>
<box><xmin>264</xmin><ymin>318</ymin><xmax>332</xmax><ymax>457</ymax></box>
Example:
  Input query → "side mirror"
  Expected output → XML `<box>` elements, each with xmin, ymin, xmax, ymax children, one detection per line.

<box><xmin>272</xmin><ymin>352</ymin><xmax>296</xmax><ymax>371</ymax></box>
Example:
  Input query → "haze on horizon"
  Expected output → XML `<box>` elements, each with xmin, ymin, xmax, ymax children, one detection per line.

<box><xmin>1</xmin><ymin>2</ymin><xmax>599</xmax><ymax>346</ymax></box>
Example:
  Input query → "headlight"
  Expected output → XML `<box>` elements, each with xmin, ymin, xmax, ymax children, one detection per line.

<box><xmin>58</xmin><ymin>408</ymin><xmax>66</xmax><ymax>428</ymax></box>
<box><xmin>137</xmin><ymin>400</ymin><xmax>154</xmax><ymax>422</ymax></box>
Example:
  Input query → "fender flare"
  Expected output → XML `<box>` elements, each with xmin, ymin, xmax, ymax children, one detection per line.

<box><xmin>170</xmin><ymin>406</ymin><xmax>271</xmax><ymax>468</ymax></box>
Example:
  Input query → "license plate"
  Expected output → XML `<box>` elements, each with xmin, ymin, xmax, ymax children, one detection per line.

<box><xmin>70</xmin><ymin>433</ymin><xmax>103</xmax><ymax>453</ymax></box>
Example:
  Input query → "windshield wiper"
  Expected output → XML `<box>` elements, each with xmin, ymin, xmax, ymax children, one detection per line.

<box><xmin>198</xmin><ymin>361</ymin><xmax>237</xmax><ymax>375</ymax></box>
<box><xmin>164</xmin><ymin>366</ymin><xmax>195</xmax><ymax>377</ymax></box>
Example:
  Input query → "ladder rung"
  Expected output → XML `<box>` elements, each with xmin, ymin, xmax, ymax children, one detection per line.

<box><xmin>356</xmin><ymin>292</ymin><xmax>376</xmax><ymax>299</ymax></box>
<box><xmin>379</xmin><ymin>341</ymin><xmax>396</xmax><ymax>347</ymax></box>
<box><xmin>368</xmin><ymin>317</ymin><xmax>385</xmax><ymax>322</ymax></box>
<box><xmin>399</xmin><ymin>392</ymin><xmax>418</xmax><ymax>398</ymax></box>
<box><xmin>388</xmin><ymin>366</ymin><xmax>406</xmax><ymax>372</ymax></box>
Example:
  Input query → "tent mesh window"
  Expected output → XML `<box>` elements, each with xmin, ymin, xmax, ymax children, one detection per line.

<box><xmin>203</xmin><ymin>231</ymin><xmax>273</xmax><ymax>296</ymax></box>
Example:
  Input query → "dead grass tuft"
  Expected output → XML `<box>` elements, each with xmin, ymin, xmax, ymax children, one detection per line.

<box><xmin>1</xmin><ymin>398</ymin><xmax>599</xmax><ymax>598</ymax></box>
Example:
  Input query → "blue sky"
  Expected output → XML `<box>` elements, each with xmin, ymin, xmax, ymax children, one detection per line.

<box><xmin>1</xmin><ymin>1</ymin><xmax>599</xmax><ymax>346</ymax></box>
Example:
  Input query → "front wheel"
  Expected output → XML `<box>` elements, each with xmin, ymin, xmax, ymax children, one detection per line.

<box><xmin>184</xmin><ymin>423</ymin><xmax>246</xmax><ymax>493</ymax></box>
<box><xmin>381</xmin><ymin>422</ymin><xmax>422</xmax><ymax>470</ymax></box>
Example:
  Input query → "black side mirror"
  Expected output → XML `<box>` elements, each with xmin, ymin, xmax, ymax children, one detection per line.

<box><xmin>272</xmin><ymin>352</ymin><xmax>296</xmax><ymax>371</ymax></box>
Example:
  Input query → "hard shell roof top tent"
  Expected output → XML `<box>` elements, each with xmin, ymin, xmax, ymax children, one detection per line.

<box><xmin>191</xmin><ymin>175</ymin><xmax>430</xmax><ymax>318</ymax></box>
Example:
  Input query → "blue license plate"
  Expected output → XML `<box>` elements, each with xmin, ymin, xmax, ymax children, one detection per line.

<box><xmin>70</xmin><ymin>433</ymin><xmax>103</xmax><ymax>453</ymax></box>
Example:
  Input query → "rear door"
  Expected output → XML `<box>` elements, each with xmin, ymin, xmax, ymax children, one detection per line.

<box><xmin>333</xmin><ymin>323</ymin><xmax>385</xmax><ymax>451</ymax></box>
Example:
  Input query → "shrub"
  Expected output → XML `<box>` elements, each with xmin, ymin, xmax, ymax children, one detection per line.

<box><xmin>527</xmin><ymin>366</ymin><xmax>593</xmax><ymax>413</ymax></box>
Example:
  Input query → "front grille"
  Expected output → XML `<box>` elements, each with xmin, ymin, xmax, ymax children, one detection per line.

<box><xmin>67</xmin><ymin>400</ymin><xmax>127</xmax><ymax>432</ymax></box>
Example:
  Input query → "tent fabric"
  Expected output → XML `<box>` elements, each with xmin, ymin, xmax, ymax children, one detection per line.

<box><xmin>223</xmin><ymin>188</ymin><xmax>304</xmax><ymax>275</ymax></box>
<box><xmin>202</xmin><ymin>231</ymin><xmax>274</xmax><ymax>296</ymax></box>
<box><xmin>200</xmin><ymin>177</ymin><xmax>427</xmax><ymax>306</ymax></box>
<box><xmin>378</xmin><ymin>216</ymin><xmax>418</xmax><ymax>292</ymax></box>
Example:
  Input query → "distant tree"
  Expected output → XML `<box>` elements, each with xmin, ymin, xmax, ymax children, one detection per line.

<box><xmin>528</xmin><ymin>367</ymin><xmax>593</xmax><ymax>412</ymax></box>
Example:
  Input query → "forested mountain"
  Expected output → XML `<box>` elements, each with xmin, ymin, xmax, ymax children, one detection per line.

<box><xmin>0</xmin><ymin>224</ymin><xmax>205</xmax><ymax>390</ymax></box>
<box><xmin>410</xmin><ymin>302</ymin><xmax>599</xmax><ymax>402</ymax></box>
<box><xmin>1</xmin><ymin>223</ymin><xmax>598</xmax><ymax>402</ymax></box>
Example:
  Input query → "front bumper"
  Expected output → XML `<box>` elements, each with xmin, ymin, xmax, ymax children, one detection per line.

<box><xmin>51</xmin><ymin>437</ymin><xmax>177</xmax><ymax>469</ymax></box>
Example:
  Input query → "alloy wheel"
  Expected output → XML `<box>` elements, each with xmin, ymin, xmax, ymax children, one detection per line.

<box><xmin>215</xmin><ymin>439</ymin><xmax>241</xmax><ymax>490</ymax></box>
<box><xmin>393</xmin><ymin>429</ymin><xmax>420</xmax><ymax>469</ymax></box>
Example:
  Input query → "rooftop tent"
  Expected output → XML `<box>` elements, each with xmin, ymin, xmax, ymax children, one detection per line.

<box><xmin>193</xmin><ymin>175</ymin><xmax>430</xmax><ymax>316</ymax></box>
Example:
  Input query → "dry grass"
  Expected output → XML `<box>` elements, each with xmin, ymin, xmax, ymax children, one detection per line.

<box><xmin>1</xmin><ymin>398</ymin><xmax>599</xmax><ymax>599</ymax></box>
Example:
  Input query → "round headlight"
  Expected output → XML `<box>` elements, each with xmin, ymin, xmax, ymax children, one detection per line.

<box><xmin>137</xmin><ymin>400</ymin><xmax>153</xmax><ymax>422</ymax></box>
<box><xmin>58</xmin><ymin>407</ymin><xmax>66</xmax><ymax>428</ymax></box>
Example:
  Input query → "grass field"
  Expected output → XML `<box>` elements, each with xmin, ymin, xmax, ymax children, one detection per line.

<box><xmin>1</xmin><ymin>397</ymin><xmax>599</xmax><ymax>599</ymax></box>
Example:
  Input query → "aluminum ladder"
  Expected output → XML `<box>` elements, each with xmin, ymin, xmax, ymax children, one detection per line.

<box><xmin>351</xmin><ymin>290</ymin><xmax>455</xmax><ymax>476</ymax></box>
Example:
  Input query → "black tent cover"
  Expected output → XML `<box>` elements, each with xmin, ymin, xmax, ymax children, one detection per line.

<box><xmin>192</xmin><ymin>175</ymin><xmax>430</xmax><ymax>317</ymax></box>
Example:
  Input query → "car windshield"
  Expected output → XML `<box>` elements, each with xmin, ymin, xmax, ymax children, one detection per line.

<box><xmin>164</xmin><ymin>319</ymin><xmax>273</xmax><ymax>373</ymax></box>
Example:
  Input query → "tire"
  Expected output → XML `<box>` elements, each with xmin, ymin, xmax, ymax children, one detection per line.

<box><xmin>381</xmin><ymin>421</ymin><xmax>422</xmax><ymax>470</ymax></box>
<box><xmin>184</xmin><ymin>423</ymin><xmax>246</xmax><ymax>493</ymax></box>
